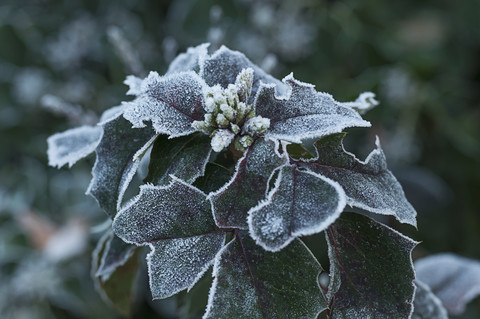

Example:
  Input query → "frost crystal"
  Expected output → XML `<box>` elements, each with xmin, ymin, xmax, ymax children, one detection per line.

<box><xmin>191</xmin><ymin>68</ymin><xmax>270</xmax><ymax>152</ymax></box>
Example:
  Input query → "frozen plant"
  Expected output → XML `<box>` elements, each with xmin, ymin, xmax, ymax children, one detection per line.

<box><xmin>48</xmin><ymin>43</ymin><xmax>452</xmax><ymax>318</ymax></box>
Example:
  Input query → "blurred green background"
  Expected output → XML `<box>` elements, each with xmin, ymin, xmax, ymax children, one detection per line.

<box><xmin>1</xmin><ymin>0</ymin><xmax>479</xmax><ymax>318</ymax></box>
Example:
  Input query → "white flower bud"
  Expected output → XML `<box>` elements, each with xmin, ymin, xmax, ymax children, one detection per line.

<box><xmin>216</xmin><ymin>113</ymin><xmax>229</xmax><ymax>126</ymax></box>
<box><xmin>243</xmin><ymin>116</ymin><xmax>270</xmax><ymax>136</ymax></box>
<box><xmin>211</xmin><ymin>129</ymin><xmax>235</xmax><ymax>152</ymax></box>
<box><xmin>235</xmin><ymin>68</ymin><xmax>254</xmax><ymax>102</ymax></box>
<box><xmin>220</xmin><ymin>103</ymin><xmax>235</xmax><ymax>122</ymax></box>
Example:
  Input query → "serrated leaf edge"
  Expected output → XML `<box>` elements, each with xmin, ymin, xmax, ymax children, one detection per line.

<box><xmin>253</xmin><ymin>73</ymin><xmax>371</xmax><ymax>144</ymax></box>
<box><xmin>325</xmin><ymin>213</ymin><xmax>419</xmax><ymax>319</ymax></box>
<box><xmin>307</xmin><ymin>135</ymin><xmax>417</xmax><ymax>227</ymax></box>
<box><xmin>147</xmin><ymin>232</ymin><xmax>226</xmax><ymax>300</ymax></box>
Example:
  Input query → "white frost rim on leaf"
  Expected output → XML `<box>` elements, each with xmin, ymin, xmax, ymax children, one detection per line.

<box><xmin>254</xmin><ymin>74</ymin><xmax>371</xmax><ymax>144</ymax></box>
<box><xmin>47</xmin><ymin>125</ymin><xmax>102</xmax><ymax>168</ymax></box>
<box><xmin>247</xmin><ymin>165</ymin><xmax>347</xmax><ymax>252</ymax></box>
<box><xmin>206</xmin><ymin>138</ymin><xmax>287</xmax><ymax>229</ymax></box>
<box><xmin>308</xmin><ymin>136</ymin><xmax>417</xmax><ymax>227</ymax></box>
<box><xmin>122</xmin><ymin>70</ymin><xmax>208</xmax><ymax>138</ymax></box>
<box><xmin>146</xmin><ymin>232</ymin><xmax>226</xmax><ymax>300</ymax></box>
<box><xmin>114</xmin><ymin>133</ymin><xmax>159</xmax><ymax>212</ymax></box>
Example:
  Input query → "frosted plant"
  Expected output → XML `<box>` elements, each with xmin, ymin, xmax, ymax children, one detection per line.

<box><xmin>47</xmin><ymin>43</ymin><xmax>449</xmax><ymax>318</ymax></box>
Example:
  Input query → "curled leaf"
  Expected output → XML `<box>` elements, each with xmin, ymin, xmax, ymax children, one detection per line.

<box><xmin>86</xmin><ymin>114</ymin><xmax>156</xmax><ymax>218</ymax></box>
<box><xmin>248</xmin><ymin>164</ymin><xmax>346</xmax><ymax>252</ymax></box>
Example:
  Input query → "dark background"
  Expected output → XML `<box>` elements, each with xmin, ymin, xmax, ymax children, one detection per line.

<box><xmin>0</xmin><ymin>0</ymin><xmax>479</xmax><ymax>318</ymax></box>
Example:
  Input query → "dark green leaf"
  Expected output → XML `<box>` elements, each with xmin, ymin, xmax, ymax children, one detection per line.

<box><xmin>326</xmin><ymin>212</ymin><xmax>417</xmax><ymax>319</ymax></box>
<box><xmin>201</xmin><ymin>46</ymin><xmax>286</xmax><ymax>104</ymax></box>
<box><xmin>145</xmin><ymin>133</ymin><xmax>211</xmax><ymax>185</ymax></box>
<box><xmin>205</xmin><ymin>232</ymin><xmax>327</xmax><ymax>318</ymax></box>
<box><xmin>302</xmin><ymin>133</ymin><xmax>417</xmax><ymax>226</ymax></box>
<box><xmin>193</xmin><ymin>162</ymin><xmax>232</xmax><ymax>194</ymax></box>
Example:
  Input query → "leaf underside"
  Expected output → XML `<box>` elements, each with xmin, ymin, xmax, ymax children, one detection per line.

<box><xmin>302</xmin><ymin>133</ymin><xmax>417</xmax><ymax>226</ymax></box>
<box><xmin>209</xmin><ymin>138</ymin><xmax>287</xmax><ymax>229</ymax></box>
<box><xmin>204</xmin><ymin>231</ymin><xmax>327</xmax><ymax>319</ymax></box>
<box><xmin>326</xmin><ymin>212</ymin><xmax>416</xmax><ymax>319</ymax></box>
<box><xmin>248</xmin><ymin>164</ymin><xmax>345</xmax><ymax>252</ymax></box>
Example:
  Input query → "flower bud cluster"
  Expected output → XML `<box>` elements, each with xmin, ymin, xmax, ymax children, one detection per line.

<box><xmin>192</xmin><ymin>68</ymin><xmax>270</xmax><ymax>152</ymax></box>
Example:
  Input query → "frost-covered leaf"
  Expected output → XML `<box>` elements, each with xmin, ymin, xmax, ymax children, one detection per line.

<box><xmin>96</xmin><ymin>230</ymin><xmax>137</xmax><ymax>281</ymax></box>
<box><xmin>412</xmin><ymin>280</ymin><xmax>448</xmax><ymax>319</ymax></box>
<box><xmin>208</xmin><ymin>138</ymin><xmax>288</xmax><ymax>229</ymax></box>
<box><xmin>415</xmin><ymin>253</ymin><xmax>480</xmax><ymax>315</ymax></box>
<box><xmin>145</xmin><ymin>133</ymin><xmax>212</xmax><ymax>186</ymax></box>
<box><xmin>86</xmin><ymin>114</ymin><xmax>156</xmax><ymax>218</ymax></box>
<box><xmin>112</xmin><ymin>177</ymin><xmax>225</xmax><ymax>299</ymax></box>
<box><xmin>201</xmin><ymin>45</ymin><xmax>288</xmax><ymax>103</ymax></box>
<box><xmin>123</xmin><ymin>71</ymin><xmax>206</xmax><ymax>138</ymax></box>
<box><xmin>204</xmin><ymin>232</ymin><xmax>326</xmax><ymax>318</ymax></box>
<box><xmin>47</xmin><ymin>125</ymin><xmax>101</xmax><ymax>168</ymax></box>
<box><xmin>254</xmin><ymin>74</ymin><xmax>371</xmax><ymax>144</ymax></box>
<box><xmin>167</xmin><ymin>43</ymin><xmax>209</xmax><ymax>74</ymax></box>
<box><xmin>148</xmin><ymin>233</ymin><xmax>225</xmax><ymax>299</ymax></box>
<box><xmin>326</xmin><ymin>212</ymin><xmax>417</xmax><ymax>319</ymax></box>
<box><xmin>248</xmin><ymin>165</ymin><xmax>346</xmax><ymax>252</ymax></box>
<box><xmin>302</xmin><ymin>133</ymin><xmax>417</xmax><ymax>226</ymax></box>
<box><xmin>92</xmin><ymin>230</ymin><xmax>140</xmax><ymax>316</ymax></box>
